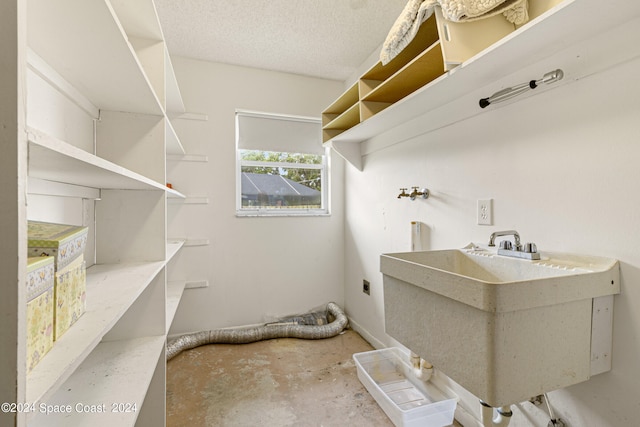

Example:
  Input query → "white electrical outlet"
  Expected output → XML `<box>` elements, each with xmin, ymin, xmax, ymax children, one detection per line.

<box><xmin>477</xmin><ymin>199</ymin><xmax>493</xmax><ymax>225</ymax></box>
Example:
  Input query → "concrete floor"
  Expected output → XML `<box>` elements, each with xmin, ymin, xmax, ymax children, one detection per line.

<box><xmin>166</xmin><ymin>329</ymin><xmax>459</xmax><ymax>426</ymax></box>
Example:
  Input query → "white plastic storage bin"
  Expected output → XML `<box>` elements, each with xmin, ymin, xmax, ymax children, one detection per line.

<box><xmin>353</xmin><ymin>348</ymin><xmax>457</xmax><ymax>427</ymax></box>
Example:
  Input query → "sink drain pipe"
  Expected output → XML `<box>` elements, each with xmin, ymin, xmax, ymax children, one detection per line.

<box><xmin>167</xmin><ymin>302</ymin><xmax>348</xmax><ymax>361</ymax></box>
<box><xmin>410</xmin><ymin>352</ymin><xmax>434</xmax><ymax>381</ymax></box>
<box><xmin>480</xmin><ymin>401</ymin><xmax>513</xmax><ymax>427</ymax></box>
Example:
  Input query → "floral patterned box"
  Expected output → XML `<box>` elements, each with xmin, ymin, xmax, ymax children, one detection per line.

<box><xmin>28</xmin><ymin>221</ymin><xmax>88</xmax><ymax>271</ymax></box>
<box><xmin>26</xmin><ymin>256</ymin><xmax>55</xmax><ymax>373</ymax></box>
<box><xmin>54</xmin><ymin>254</ymin><xmax>87</xmax><ymax>341</ymax></box>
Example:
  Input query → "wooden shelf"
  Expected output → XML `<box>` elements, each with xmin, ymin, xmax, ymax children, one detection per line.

<box><xmin>27</xmin><ymin>0</ymin><xmax>163</xmax><ymax>115</ymax></box>
<box><xmin>320</xmin><ymin>19</ymin><xmax>443</xmax><ymax>144</ymax></box>
<box><xmin>324</xmin><ymin>0</ymin><xmax>640</xmax><ymax>170</ymax></box>
<box><xmin>363</xmin><ymin>14</ymin><xmax>440</xmax><ymax>82</ymax></box>
<box><xmin>321</xmin><ymin>13</ymin><xmax>446</xmax><ymax>144</ymax></box>
<box><xmin>26</xmin><ymin>261</ymin><xmax>166</xmax><ymax>406</ymax></box>
<box><xmin>362</xmin><ymin>41</ymin><xmax>445</xmax><ymax>104</ymax></box>
<box><xmin>29</xmin><ymin>336</ymin><xmax>166</xmax><ymax>427</ymax></box>
<box><xmin>322</xmin><ymin>83</ymin><xmax>360</xmax><ymax>142</ymax></box>
<box><xmin>323</xmin><ymin>103</ymin><xmax>361</xmax><ymax>133</ymax></box>
<box><xmin>27</xmin><ymin>128</ymin><xmax>168</xmax><ymax>192</ymax></box>
<box><xmin>323</xmin><ymin>83</ymin><xmax>359</xmax><ymax>117</ymax></box>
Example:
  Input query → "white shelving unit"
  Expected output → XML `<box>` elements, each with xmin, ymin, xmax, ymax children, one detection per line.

<box><xmin>1</xmin><ymin>0</ymin><xmax>188</xmax><ymax>425</ymax></box>
<box><xmin>26</xmin><ymin>261</ymin><xmax>166</xmax><ymax>407</ymax></box>
<box><xmin>324</xmin><ymin>0</ymin><xmax>640</xmax><ymax>170</ymax></box>
<box><xmin>165</xmin><ymin>116</ymin><xmax>211</xmax><ymax>333</ymax></box>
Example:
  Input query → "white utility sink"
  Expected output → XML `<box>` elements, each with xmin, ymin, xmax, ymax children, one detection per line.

<box><xmin>381</xmin><ymin>244</ymin><xmax>620</xmax><ymax>407</ymax></box>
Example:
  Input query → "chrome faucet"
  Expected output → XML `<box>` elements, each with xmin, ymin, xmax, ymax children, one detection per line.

<box><xmin>488</xmin><ymin>230</ymin><xmax>540</xmax><ymax>260</ymax></box>
<box><xmin>488</xmin><ymin>230</ymin><xmax>521</xmax><ymax>249</ymax></box>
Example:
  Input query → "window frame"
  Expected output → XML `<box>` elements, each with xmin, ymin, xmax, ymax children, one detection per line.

<box><xmin>235</xmin><ymin>110</ymin><xmax>330</xmax><ymax>217</ymax></box>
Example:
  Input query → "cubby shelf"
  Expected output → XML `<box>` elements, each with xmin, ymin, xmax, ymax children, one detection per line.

<box><xmin>324</xmin><ymin>83</ymin><xmax>359</xmax><ymax>117</ymax></box>
<box><xmin>324</xmin><ymin>103</ymin><xmax>360</xmax><ymax>131</ymax></box>
<box><xmin>361</xmin><ymin>41</ymin><xmax>444</xmax><ymax>105</ymax></box>
<box><xmin>323</xmin><ymin>0</ymin><xmax>640</xmax><ymax>170</ymax></box>
<box><xmin>320</xmin><ymin>9</ymin><xmax>512</xmax><ymax>148</ymax></box>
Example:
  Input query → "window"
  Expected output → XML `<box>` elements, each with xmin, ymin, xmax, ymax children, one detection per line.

<box><xmin>235</xmin><ymin>110</ymin><xmax>329</xmax><ymax>216</ymax></box>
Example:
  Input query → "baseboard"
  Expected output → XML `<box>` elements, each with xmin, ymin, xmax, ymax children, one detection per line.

<box><xmin>347</xmin><ymin>317</ymin><xmax>386</xmax><ymax>350</ymax></box>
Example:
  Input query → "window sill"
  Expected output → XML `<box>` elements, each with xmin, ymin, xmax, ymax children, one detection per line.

<box><xmin>236</xmin><ymin>209</ymin><xmax>330</xmax><ymax>218</ymax></box>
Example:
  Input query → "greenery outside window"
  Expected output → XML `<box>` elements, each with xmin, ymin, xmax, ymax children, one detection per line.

<box><xmin>236</xmin><ymin>110</ymin><xmax>329</xmax><ymax>216</ymax></box>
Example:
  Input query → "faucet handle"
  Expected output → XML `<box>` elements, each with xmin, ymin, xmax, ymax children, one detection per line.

<box><xmin>499</xmin><ymin>240</ymin><xmax>513</xmax><ymax>250</ymax></box>
<box><xmin>523</xmin><ymin>242</ymin><xmax>538</xmax><ymax>253</ymax></box>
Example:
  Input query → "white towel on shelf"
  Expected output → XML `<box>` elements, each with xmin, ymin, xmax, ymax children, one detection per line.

<box><xmin>380</xmin><ymin>0</ymin><xmax>529</xmax><ymax>65</ymax></box>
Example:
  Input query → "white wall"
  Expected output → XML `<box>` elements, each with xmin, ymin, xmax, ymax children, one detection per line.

<box><xmin>168</xmin><ymin>58</ymin><xmax>346</xmax><ymax>333</ymax></box>
<box><xmin>344</xmin><ymin>53</ymin><xmax>640</xmax><ymax>426</ymax></box>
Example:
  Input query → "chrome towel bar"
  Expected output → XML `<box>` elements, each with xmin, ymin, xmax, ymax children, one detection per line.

<box><xmin>479</xmin><ymin>69</ymin><xmax>564</xmax><ymax>108</ymax></box>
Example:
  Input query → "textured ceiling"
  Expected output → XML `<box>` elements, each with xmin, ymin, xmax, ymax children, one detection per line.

<box><xmin>154</xmin><ymin>0</ymin><xmax>408</xmax><ymax>81</ymax></box>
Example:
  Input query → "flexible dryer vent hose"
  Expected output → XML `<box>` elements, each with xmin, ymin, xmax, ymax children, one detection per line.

<box><xmin>166</xmin><ymin>302</ymin><xmax>348</xmax><ymax>361</ymax></box>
